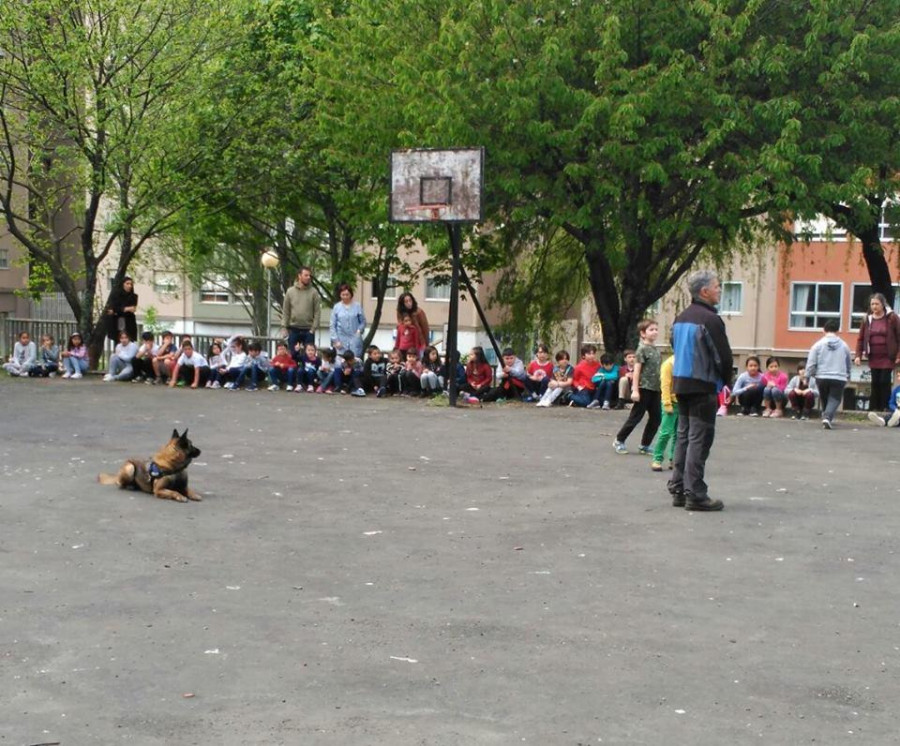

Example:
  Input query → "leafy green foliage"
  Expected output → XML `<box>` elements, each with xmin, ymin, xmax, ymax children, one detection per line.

<box><xmin>315</xmin><ymin>0</ymin><xmax>899</xmax><ymax>350</ymax></box>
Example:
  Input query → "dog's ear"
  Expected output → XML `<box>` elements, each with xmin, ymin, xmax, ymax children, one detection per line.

<box><xmin>172</xmin><ymin>428</ymin><xmax>180</xmax><ymax>440</ymax></box>
<box><xmin>180</xmin><ymin>428</ymin><xmax>189</xmax><ymax>440</ymax></box>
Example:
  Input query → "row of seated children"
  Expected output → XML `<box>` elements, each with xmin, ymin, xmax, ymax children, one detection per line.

<box><xmin>458</xmin><ymin>343</ymin><xmax>638</xmax><ymax>407</ymax></box>
<box><xmin>728</xmin><ymin>355</ymin><xmax>818</xmax><ymax>419</ymax></box>
<box><xmin>3</xmin><ymin>331</ymin><xmax>70</xmax><ymax>378</ymax></box>
<box><xmin>101</xmin><ymin>330</ymin><xmax>465</xmax><ymax>396</ymax></box>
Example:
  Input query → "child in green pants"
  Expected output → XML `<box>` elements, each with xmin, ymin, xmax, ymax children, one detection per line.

<box><xmin>652</xmin><ymin>354</ymin><xmax>678</xmax><ymax>471</ymax></box>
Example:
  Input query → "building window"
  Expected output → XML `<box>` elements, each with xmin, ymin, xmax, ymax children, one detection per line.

<box><xmin>199</xmin><ymin>276</ymin><xmax>230</xmax><ymax>304</ymax></box>
<box><xmin>424</xmin><ymin>276</ymin><xmax>452</xmax><ymax>301</ymax></box>
<box><xmin>372</xmin><ymin>275</ymin><xmax>400</xmax><ymax>300</ymax></box>
<box><xmin>230</xmin><ymin>285</ymin><xmax>253</xmax><ymax>304</ymax></box>
<box><xmin>789</xmin><ymin>282</ymin><xmax>842</xmax><ymax>329</ymax></box>
<box><xmin>0</xmin><ymin>248</ymin><xmax>8</xmax><ymax>269</ymax></box>
<box><xmin>720</xmin><ymin>282</ymin><xmax>743</xmax><ymax>314</ymax></box>
<box><xmin>794</xmin><ymin>215</ymin><xmax>848</xmax><ymax>242</ymax></box>
<box><xmin>880</xmin><ymin>199</ymin><xmax>898</xmax><ymax>241</ymax></box>
<box><xmin>153</xmin><ymin>271</ymin><xmax>179</xmax><ymax>297</ymax></box>
<box><xmin>850</xmin><ymin>283</ymin><xmax>900</xmax><ymax>330</ymax></box>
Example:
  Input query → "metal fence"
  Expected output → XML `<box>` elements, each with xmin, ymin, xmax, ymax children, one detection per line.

<box><xmin>2</xmin><ymin>318</ymin><xmax>81</xmax><ymax>360</ymax></box>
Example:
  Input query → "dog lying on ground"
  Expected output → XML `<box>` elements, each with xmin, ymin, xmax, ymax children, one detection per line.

<box><xmin>98</xmin><ymin>429</ymin><xmax>202</xmax><ymax>502</ymax></box>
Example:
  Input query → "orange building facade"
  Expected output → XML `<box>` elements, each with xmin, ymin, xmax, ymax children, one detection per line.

<box><xmin>774</xmin><ymin>239</ymin><xmax>900</xmax><ymax>358</ymax></box>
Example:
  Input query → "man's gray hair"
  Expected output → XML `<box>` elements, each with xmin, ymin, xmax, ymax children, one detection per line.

<box><xmin>687</xmin><ymin>269</ymin><xmax>719</xmax><ymax>300</ymax></box>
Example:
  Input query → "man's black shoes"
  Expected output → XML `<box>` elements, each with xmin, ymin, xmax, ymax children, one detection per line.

<box><xmin>684</xmin><ymin>495</ymin><xmax>724</xmax><ymax>511</ymax></box>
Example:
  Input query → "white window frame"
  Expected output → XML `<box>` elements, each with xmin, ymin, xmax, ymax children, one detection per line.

<box><xmin>789</xmin><ymin>281</ymin><xmax>843</xmax><ymax>330</ymax></box>
<box><xmin>199</xmin><ymin>275</ymin><xmax>230</xmax><ymax>304</ymax></box>
<box><xmin>794</xmin><ymin>215</ymin><xmax>848</xmax><ymax>242</ymax></box>
<box><xmin>850</xmin><ymin>282</ymin><xmax>900</xmax><ymax>330</ymax></box>
<box><xmin>719</xmin><ymin>281</ymin><xmax>743</xmax><ymax>315</ymax></box>
<box><xmin>372</xmin><ymin>275</ymin><xmax>400</xmax><ymax>300</ymax></box>
<box><xmin>0</xmin><ymin>248</ymin><xmax>8</xmax><ymax>269</ymax></box>
<box><xmin>153</xmin><ymin>271</ymin><xmax>179</xmax><ymax>296</ymax></box>
<box><xmin>424</xmin><ymin>276</ymin><xmax>452</xmax><ymax>301</ymax></box>
<box><xmin>879</xmin><ymin>199</ymin><xmax>897</xmax><ymax>241</ymax></box>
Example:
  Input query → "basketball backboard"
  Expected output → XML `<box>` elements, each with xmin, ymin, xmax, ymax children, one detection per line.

<box><xmin>389</xmin><ymin>147</ymin><xmax>484</xmax><ymax>223</ymax></box>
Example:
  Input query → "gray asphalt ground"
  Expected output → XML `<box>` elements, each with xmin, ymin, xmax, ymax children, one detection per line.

<box><xmin>1</xmin><ymin>376</ymin><xmax>898</xmax><ymax>746</ymax></box>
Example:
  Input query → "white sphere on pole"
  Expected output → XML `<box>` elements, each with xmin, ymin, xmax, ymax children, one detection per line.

<box><xmin>261</xmin><ymin>250</ymin><xmax>280</xmax><ymax>269</ymax></box>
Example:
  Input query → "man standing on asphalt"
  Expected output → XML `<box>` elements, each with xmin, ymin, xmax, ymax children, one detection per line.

<box><xmin>281</xmin><ymin>267</ymin><xmax>321</xmax><ymax>354</ymax></box>
<box><xmin>668</xmin><ymin>270</ymin><xmax>733</xmax><ymax>511</ymax></box>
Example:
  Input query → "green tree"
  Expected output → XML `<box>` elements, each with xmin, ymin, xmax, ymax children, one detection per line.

<box><xmin>774</xmin><ymin>0</ymin><xmax>900</xmax><ymax>306</ymax></box>
<box><xmin>316</xmin><ymin>0</ymin><xmax>896</xmax><ymax>350</ymax></box>
<box><xmin>0</xmin><ymin>0</ymin><xmax>235</xmax><ymax>364</ymax></box>
<box><xmin>164</xmin><ymin>0</ymin><xmax>412</xmax><ymax>344</ymax></box>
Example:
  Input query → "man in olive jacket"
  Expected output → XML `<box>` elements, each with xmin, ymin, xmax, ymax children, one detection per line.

<box><xmin>281</xmin><ymin>267</ymin><xmax>321</xmax><ymax>353</ymax></box>
<box><xmin>667</xmin><ymin>269</ymin><xmax>733</xmax><ymax>512</ymax></box>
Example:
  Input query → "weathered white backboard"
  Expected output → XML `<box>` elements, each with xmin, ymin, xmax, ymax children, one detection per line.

<box><xmin>390</xmin><ymin>147</ymin><xmax>484</xmax><ymax>223</ymax></box>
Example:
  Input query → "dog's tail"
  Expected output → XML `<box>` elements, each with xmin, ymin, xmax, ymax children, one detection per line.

<box><xmin>97</xmin><ymin>473</ymin><xmax>119</xmax><ymax>485</ymax></box>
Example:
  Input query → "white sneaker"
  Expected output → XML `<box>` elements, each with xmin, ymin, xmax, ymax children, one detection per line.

<box><xmin>351</xmin><ymin>388</ymin><xmax>366</xmax><ymax>397</ymax></box>
<box><xmin>211</xmin><ymin>381</ymin><xmax>221</xmax><ymax>389</ymax></box>
<box><xmin>868</xmin><ymin>411</ymin><xmax>886</xmax><ymax>427</ymax></box>
<box><xmin>62</xmin><ymin>371</ymin><xmax>71</xmax><ymax>379</ymax></box>
<box><xmin>48</xmin><ymin>371</ymin><xmax>56</xmax><ymax>378</ymax></box>
<box><xmin>103</xmin><ymin>373</ymin><xmax>114</xmax><ymax>381</ymax></box>
<box><xmin>223</xmin><ymin>382</ymin><xmax>234</xmax><ymax>390</ymax></box>
<box><xmin>285</xmin><ymin>385</ymin><xmax>294</xmax><ymax>392</ymax></box>
<box><xmin>307</xmin><ymin>385</ymin><xmax>314</xmax><ymax>392</ymax></box>
<box><xmin>888</xmin><ymin>409</ymin><xmax>900</xmax><ymax>427</ymax></box>
<box><xmin>268</xmin><ymin>384</ymin><xmax>280</xmax><ymax>392</ymax></box>
<box><xmin>71</xmin><ymin>372</ymin><xmax>82</xmax><ymax>379</ymax></box>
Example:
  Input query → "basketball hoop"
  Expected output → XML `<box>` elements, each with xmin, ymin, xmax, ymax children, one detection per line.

<box><xmin>403</xmin><ymin>204</ymin><xmax>449</xmax><ymax>222</ymax></box>
<box><xmin>389</xmin><ymin>148</ymin><xmax>484</xmax><ymax>224</ymax></box>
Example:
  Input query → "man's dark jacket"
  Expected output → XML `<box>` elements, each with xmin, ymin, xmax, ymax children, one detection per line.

<box><xmin>671</xmin><ymin>299</ymin><xmax>733</xmax><ymax>395</ymax></box>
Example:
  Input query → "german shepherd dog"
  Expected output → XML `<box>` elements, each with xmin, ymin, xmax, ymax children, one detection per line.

<box><xmin>98</xmin><ymin>429</ymin><xmax>202</xmax><ymax>502</ymax></box>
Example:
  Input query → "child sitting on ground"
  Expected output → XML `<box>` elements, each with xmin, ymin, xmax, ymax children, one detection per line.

<box><xmin>235</xmin><ymin>341</ymin><xmax>270</xmax><ymax>391</ymax></box>
<box><xmin>867</xmin><ymin>369</ymin><xmax>900</xmax><ymax>428</ymax></box>
<box><xmin>399</xmin><ymin>348</ymin><xmax>423</xmax><ymax>395</ymax></box>
<box><xmin>316</xmin><ymin>348</ymin><xmax>337</xmax><ymax>393</ymax></box>
<box><xmin>419</xmin><ymin>346</ymin><xmax>444</xmax><ymax>396</ymax></box>
<box><xmin>60</xmin><ymin>332</ymin><xmax>89</xmax><ymax>379</ymax></box>
<box><xmin>362</xmin><ymin>346</ymin><xmax>387</xmax><ymax>394</ymax></box>
<box><xmin>482</xmin><ymin>347</ymin><xmax>527</xmax><ymax>402</ymax></box>
<box><xmin>222</xmin><ymin>337</ymin><xmax>248</xmax><ymax>389</ymax></box>
<box><xmin>524</xmin><ymin>344</ymin><xmax>554</xmax><ymax>402</ymax></box>
<box><xmin>3</xmin><ymin>331</ymin><xmax>36</xmax><ymax>377</ymax></box>
<box><xmin>335</xmin><ymin>349</ymin><xmax>365</xmax><ymax>396</ymax></box>
<box><xmin>132</xmin><ymin>331</ymin><xmax>157</xmax><ymax>382</ymax></box>
<box><xmin>169</xmin><ymin>339</ymin><xmax>209</xmax><ymax>388</ymax></box>
<box><xmin>206</xmin><ymin>342</ymin><xmax>226</xmax><ymax>388</ymax></box>
<box><xmin>381</xmin><ymin>348</ymin><xmax>404</xmax><ymax>396</ymax></box>
<box><xmin>268</xmin><ymin>341</ymin><xmax>298</xmax><ymax>391</ymax></box>
<box><xmin>29</xmin><ymin>334</ymin><xmax>60</xmax><ymax>377</ymax></box>
<box><xmin>104</xmin><ymin>331</ymin><xmax>138</xmax><ymax>382</ymax></box>
<box><xmin>589</xmin><ymin>353</ymin><xmax>619</xmax><ymax>409</ymax></box>
<box><xmin>732</xmin><ymin>356</ymin><xmax>765</xmax><ymax>416</ymax></box>
<box><xmin>536</xmin><ymin>350</ymin><xmax>574</xmax><ymax>407</ymax></box>
<box><xmin>616</xmin><ymin>350</ymin><xmax>636</xmax><ymax>408</ymax></box>
<box><xmin>151</xmin><ymin>331</ymin><xmax>178</xmax><ymax>384</ymax></box>
<box><xmin>295</xmin><ymin>342</ymin><xmax>321</xmax><ymax>392</ymax></box>
<box><xmin>613</xmin><ymin>319</ymin><xmax>662</xmax><ymax>455</ymax></box>
<box><xmin>785</xmin><ymin>364</ymin><xmax>818</xmax><ymax>420</ymax></box>
<box><xmin>568</xmin><ymin>344</ymin><xmax>601</xmax><ymax>407</ymax></box>
<box><xmin>463</xmin><ymin>346</ymin><xmax>493</xmax><ymax>403</ymax></box>
<box><xmin>761</xmin><ymin>356</ymin><xmax>788</xmax><ymax>418</ymax></box>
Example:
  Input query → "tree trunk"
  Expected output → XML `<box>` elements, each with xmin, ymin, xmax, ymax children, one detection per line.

<box><xmin>858</xmin><ymin>229</ymin><xmax>895</xmax><ymax>309</ymax></box>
